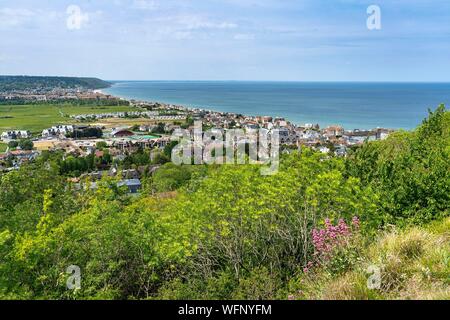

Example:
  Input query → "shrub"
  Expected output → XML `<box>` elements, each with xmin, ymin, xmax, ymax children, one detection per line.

<box><xmin>347</xmin><ymin>105</ymin><xmax>450</xmax><ymax>225</ymax></box>
<box><xmin>304</xmin><ymin>217</ymin><xmax>361</xmax><ymax>275</ymax></box>
<box><xmin>18</xmin><ymin>139</ymin><xmax>33</xmax><ymax>150</ymax></box>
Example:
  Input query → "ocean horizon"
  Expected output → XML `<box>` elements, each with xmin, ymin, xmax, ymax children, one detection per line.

<box><xmin>104</xmin><ymin>81</ymin><xmax>450</xmax><ymax>130</ymax></box>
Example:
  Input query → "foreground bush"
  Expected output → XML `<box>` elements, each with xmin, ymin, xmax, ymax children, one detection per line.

<box><xmin>347</xmin><ymin>105</ymin><xmax>450</xmax><ymax>225</ymax></box>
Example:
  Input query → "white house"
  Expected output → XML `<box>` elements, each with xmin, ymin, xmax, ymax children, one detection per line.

<box><xmin>1</xmin><ymin>130</ymin><xmax>31</xmax><ymax>141</ymax></box>
<box><xmin>42</xmin><ymin>125</ymin><xmax>74</xmax><ymax>138</ymax></box>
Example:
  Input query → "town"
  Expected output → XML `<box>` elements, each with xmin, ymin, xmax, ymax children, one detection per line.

<box><xmin>0</xmin><ymin>87</ymin><xmax>394</xmax><ymax>194</ymax></box>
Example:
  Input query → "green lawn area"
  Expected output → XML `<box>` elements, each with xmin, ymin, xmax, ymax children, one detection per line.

<box><xmin>0</xmin><ymin>104</ymin><xmax>138</xmax><ymax>134</ymax></box>
<box><xmin>0</xmin><ymin>143</ymin><xmax>7</xmax><ymax>152</ymax></box>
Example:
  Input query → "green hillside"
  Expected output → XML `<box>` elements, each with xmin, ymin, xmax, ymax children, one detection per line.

<box><xmin>0</xmin><ymin>76</ymin><xmax>111</xmax><ymax>91</ymax></box>
<box><xmin>0</xmin><ymin>105</ymin><xmax>448</xmax><ymax>300</ymax></box>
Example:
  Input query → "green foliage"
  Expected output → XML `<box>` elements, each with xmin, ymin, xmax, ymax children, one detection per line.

<box><xmin>347</xmin><ymin>105</ymin><xmax>450</xmax><ymax>225</ymax></box>
<box><xmin>96</xmin><ymin>141</ymin><xmax>108</xmax><ymax>150</ymax></box>
<box><xmin>67</xmin><ymin>127</ymin><xmax>103</xmax><ymax>139</ymax></box>
<box><xmin>59</xmin><ymin>154</ymin><xmax>97</xmax><ymax>176</ymax></box>
<box><xmin>18</xmin><ymin>139</ymin><xmax>34</xmax><ymax>150</ymax></box>
<box><xmin>163</xmin><ymin>141</ymin><xmax>179</xmax><ymax>158</ymax></box>
<box><xmin>151</xmin><ymin>152</ymin><xmax>170</xmax><ymax>165</ymax></box>
<box><xmin>7</xmin><ymin>141</ymin><xmax>18</xmax><ymax>148</ymax></box>
<box><xmin>0</xmin><ymin>75</ymin><xmax>110</xmax><ymax>91</ymax></box>
<box><xmin>150</xmin><ymin>163</ymin><xmax>196</xmax><ymax>193</ymax></box>
<box><xmin>151</xmin><ymin>123</ymin><xmax>166</xmax><ymax>135</ymax></box>
<box><xmin>122</xmin><ymin>149</ymin><xmax>152</xmax><ymax>168</ymax></box>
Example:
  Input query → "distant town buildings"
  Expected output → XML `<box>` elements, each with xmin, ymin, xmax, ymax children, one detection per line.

<box><xmin>111</xmin><ymin>128</ymin><xmax>134</xmax><ymax>138</ymax></box>
<box><xmin>0</xmin><ymin>87</ymin><xmax>123</xmax><ymax>104</ymax></box>
<box><xmin>70</xmin><ymin>111</ymin><xmax>186</xmax><ymax>121</ymax></box>
<box><xmin>118</xmin><ymin>179</ymin><xmax>142</xmax><ymax>194</ymax></box>
<box><xmin>42</xmin><ymin>125</ymin><xmax>74</xmax><ymax>138</ymax></box>
<box><xmin>0</xmin><ymin>86</ymin><xmax>395</xmax><ymax>175</ymax></box>
<box><xmin>1</xmin><ymin>130</ymin><xmax>31</xmax><ymax>141</ymax></box>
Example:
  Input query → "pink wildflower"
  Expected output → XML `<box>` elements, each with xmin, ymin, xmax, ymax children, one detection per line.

<box><xmin>307</xmin><ymin>217</ymin><xmax>358</xmax><ymax>270</ymax></box>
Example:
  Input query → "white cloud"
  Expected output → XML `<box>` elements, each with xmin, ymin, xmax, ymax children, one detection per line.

<box><xmin>0</xmin><ymin>8</ymin><xmax>36</xmax><ymax>27</ymax></box>
<box><xmin>132</xmin><ymin>0</ymin><xmax>158</xmax><ymax>10</ymax></box>
<box><xmin>134</xmin><ymin>14</ymin><xmax>239</xmax><ymax>41</ymax></box>
<box><xmin>155</xmin><ymin>14</ymin><xmax>237</xmax><ymax>31</ymax></box>
<box><xmin>234</xmin><ymin>33</ymin><xmax>255</xmax><ymax>40</ymax></box>
<box><xmin>173</xmin><ymin>31</ymin><xmax>193</xmax><ymax>40</ymax></box>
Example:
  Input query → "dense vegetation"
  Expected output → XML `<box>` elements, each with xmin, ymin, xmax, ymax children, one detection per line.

<box><xmin>0</xmin><ymin>106</ymin><xmax>448</xmax><ymax>300</ymax></box>
<box><xmin>0</xmin><ymin>76</ymin><xmax>110</xmax><ymax>91</ymax></box>
<box><xmin>66</xmin><ymin>127</ymin><xmax>103</xmax><ymax>139</ymax></box>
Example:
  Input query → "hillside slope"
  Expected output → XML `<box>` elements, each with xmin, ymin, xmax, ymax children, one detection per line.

<box><xmin>0</xmin><ymin>76</ymin><xmax>111</xmax><ymax>91</ymax></box>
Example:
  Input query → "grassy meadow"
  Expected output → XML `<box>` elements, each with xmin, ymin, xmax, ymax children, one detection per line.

<box><xmin>0</xmin><ymin>104</ymin><xmax>138</xmax><ymax>134</ymax></box>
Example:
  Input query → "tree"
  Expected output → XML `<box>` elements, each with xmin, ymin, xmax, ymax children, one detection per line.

<box><xmin>150</xmin><ymin>163</ymin><xmax>194</xmax><ymax>193</ymax></box>
<box><xmin>163</xmin><ymin>141</ymin><xmax>179</xmax><ymax>158</ymax></box>
<box><xmin>8</xmin><ymin>141</ymin><xmax>18</xmax><ymax>148</ymax></box>
<box><xmin>151</xmin><ymin>123</ymin><xmax>166</xmax><ymax>135</ymax></box>
<box><xmin>96</xmin><ymin>141</ymin><xmax>108</xmax><ymax>150</ymax></box>
<box><xmin>18</xmin><ymin>139</ymin><xmax>33</xmax><ymax>150</ymax></box>
<box><xmin>152</xmin><ymin>152</ymin><xmax>170</xmax><ymax>165</ymax></box>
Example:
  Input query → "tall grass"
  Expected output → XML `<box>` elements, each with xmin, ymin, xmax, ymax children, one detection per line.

<box><xmin>291</xmin><ymin>218</ymin><xmax>450</xmax><ymax>300</ymax></box>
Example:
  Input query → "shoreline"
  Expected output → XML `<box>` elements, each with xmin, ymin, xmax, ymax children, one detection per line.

<box><xmin>102</xmin><ymin>83</ymin><xmax>401</xmax><ymax>131</ymax></box>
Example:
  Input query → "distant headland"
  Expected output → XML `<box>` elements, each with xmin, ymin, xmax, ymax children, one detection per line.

<box><xmin>0</xmin><ymin>75</ymin><xmax>111</xmax><ymax>91</ymax></box>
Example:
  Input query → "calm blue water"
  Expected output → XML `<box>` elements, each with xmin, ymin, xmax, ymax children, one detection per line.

<box><xmin>104</xmin><ymin>81</ymin><xmax>450</xmax><ymax>130</ymax></box>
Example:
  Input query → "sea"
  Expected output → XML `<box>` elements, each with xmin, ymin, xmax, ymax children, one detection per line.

<box><xmin>103</xmin><ymin>81</ymin><xmax>450</xmax><ymax>130</ymax></box>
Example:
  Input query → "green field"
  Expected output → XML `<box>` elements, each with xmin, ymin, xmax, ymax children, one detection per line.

<box><xmin>0</xmin><ymin>143</ymin><xmax>7</xmax><ymax>152</ymax></box>
<box><xmin>0</xmin><ymin>104</ymin><xmax>138</xmax><ymax>134</ymax></box>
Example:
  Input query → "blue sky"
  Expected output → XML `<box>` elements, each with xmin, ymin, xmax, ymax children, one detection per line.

<box><xmin>0</xmin><ymin>0</ymin><xmax>450</xmax><ymax>81</ymax></box>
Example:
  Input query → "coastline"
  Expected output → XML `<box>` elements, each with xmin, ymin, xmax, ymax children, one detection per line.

<box><xmin>102</xmin><ymin>84</ymin><xmax>351</xmax><ymax>130</ymax></box>
<box><xmin>101</xmin><ymin>81</ymin><xmax>450</xmax><ymax>130</ymax></box>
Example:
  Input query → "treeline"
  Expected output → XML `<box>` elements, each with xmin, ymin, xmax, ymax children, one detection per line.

<box><xmin>0</xmin><ymin>105</ymin><xmax>448</xmax><ymax>300</ymax></box>
<box><xmin>6</xmin><ymin>139</ymin><xmax>34</xmax><ymax>151</ymax></box>
<box><xmin>0</xmin><ymin>76</ymin><xmax>111</xmax><ymax>91</ymax></box>
<box><xmin>66</xmin><ymin>127</ymin><xmax>103</xmax><ymax>139</ymax></box>
<box><xmin>56</xmin><ymin>142</ymin><xmax>176</xmax><ymax>176</ymax></box>
<box><xmin>58</xmin><ymin>152</ymin><xmax>111</xmax><ymax>176</ymax></box>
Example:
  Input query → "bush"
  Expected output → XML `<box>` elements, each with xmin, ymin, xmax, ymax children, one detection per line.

<box><xmin>18</xmin><ymin>139</ymin><xmax>33</xmax><ymax>150</ymax></box>
<box><xmin>8</xmin><ymin>141</ymin><xmax>18</xmax><ymax>148</ymax></box>
<box><xmin>150</xmin><ymin>163</ymin><xmax>194</xmax><ymax>193</ymax></box>
<box><xmin>96</xmin><ymin>141</ymin><xmax>108</xmax><ymax>150</ymax></box>
<box><xmin>347</xmin><ymin>105</ymin><xmax>450</xmax><ymax>225</ymax></box>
